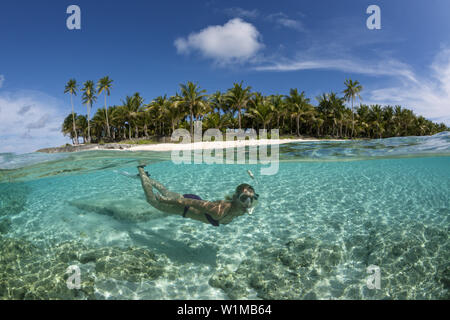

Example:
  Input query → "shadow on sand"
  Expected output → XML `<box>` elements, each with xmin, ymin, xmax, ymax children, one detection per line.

<box><xmin>69</xmin><ymin>197</ymin><xmax>218</xmax><ymax>267</ymax></box>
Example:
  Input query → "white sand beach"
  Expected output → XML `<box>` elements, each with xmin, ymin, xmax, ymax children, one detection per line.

<box><xmin>35</xmin><ymin>137</ymin><xmax>345</xmax><ymax>153</ymax></box>
<box><xmin>126</xmin><ymin>138</ymin><xmax>343</xmax><ymax>152</ymax></box>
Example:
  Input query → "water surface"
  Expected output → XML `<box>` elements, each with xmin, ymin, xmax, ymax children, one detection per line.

<box><xmin>0</xmin><ymin>133</ymin><xmax>449</xmax><ymax>299</ymax></box>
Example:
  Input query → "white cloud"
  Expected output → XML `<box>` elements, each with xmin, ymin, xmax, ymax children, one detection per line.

<box><xmin>174</xmin><ymin>18</ymin><xmax>264</xmax><ymax>65</ymax></box>
<box><xmin>254</xmin><ymin>58</ymin><xmax>417</xmax><ymax>82</ymax></box>
<box><xmin>255</xmin><ymin>52</ymin><xmax>450</xmax><ymax>124</ymax></box>
<box><xmin>224</xmin><ymin>7</ymin><xmax>259</xmax><ymax>19</ymax></box>
<box><xmin>0</xmin><ymin>90</ymin><xmax>70</xmax><ymax>154</ymax></box>
<box><xmin>256</xmin><ymin>47</ymin><xmax>450</xmax><ymax>125</ymax></box>
<box><xmin>367</xmin><ymin>48</ymin><xmax>450</xmax><ymax>125</ymax></box>
<box><xmin>0</xmin><ymin>75</ymin><xmax>4</xmax><ymax>88</ymax></box>
<box><xmin>267</xmin><ymin>13</ymin><xmax>305</xmax><ymax>32</ymax></box>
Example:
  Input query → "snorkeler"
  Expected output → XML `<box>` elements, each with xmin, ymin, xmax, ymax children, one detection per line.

<box><xmin>137</xmin><ymin>165</ymin><xmax>259</xmax><ymax>226</ymax></box>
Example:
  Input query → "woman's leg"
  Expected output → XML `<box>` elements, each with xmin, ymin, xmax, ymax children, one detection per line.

<box><xmin>138</xmin><ymin>166</ymin><xmax>183</xmax><ymax>215</ymax></box>
<box><xmin>138</xmin><ymin>167</ymin><xmax>160</xmax><ymax>206</ymax></box>
<box><xmin>147</xmin><ymin>177</ymin><xmax>172</xmax><ymax>197</ymax></box>
<box><xmin>139</xmin><ymin>167</ymin><xmax>180</xmax><ymax>199</ymax></box>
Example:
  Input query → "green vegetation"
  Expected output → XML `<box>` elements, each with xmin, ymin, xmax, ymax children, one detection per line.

<box><xmin>118</xmin><ymin>139</ymin><xmax>161</xmax><ymax>145</ymax></box>
<box><xmin>97</xmin><ymin>76</ymin><xmax>113</xmax><ymax>139</ymax></box>
<box><xmin>81</xmin><ymin>80</ymin><xmax>96</xmax><ymax>143</ymax></box>
<box><xmin>64</xmin><ymin>79</ymin><xmax>79</xmax><ymax>145</ymax></box>
<box><xmin>62</xmin><ymin>78</ymin><xmax>449</xmax><ymax>144</ymax></box>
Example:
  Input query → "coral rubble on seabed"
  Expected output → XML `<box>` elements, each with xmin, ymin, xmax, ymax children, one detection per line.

<box><xmin>0</xmin><ymin>236</ymin><xmax>176</xmax><ymax>300</ymax></box>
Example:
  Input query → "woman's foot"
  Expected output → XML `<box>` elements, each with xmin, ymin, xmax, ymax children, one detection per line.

<box><xmin>135</xmin><ymin>171</ymin><xmax>150</xmax><ymax>178</ymax></box>
<box><xmin>137</xmin><ymin>164</ymin><xmax>150</xmax><ymax>177</ymax></box>
<box><xmin>137</xmin><ymin>160</ymin><xmax>147</xmax><ymax>169</ymax></box>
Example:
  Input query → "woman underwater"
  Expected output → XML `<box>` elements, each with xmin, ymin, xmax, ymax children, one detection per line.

<box><xmin>137</xmin><ymin>165</ymin><xmax>259</xmax><ymax>227</ymax></box>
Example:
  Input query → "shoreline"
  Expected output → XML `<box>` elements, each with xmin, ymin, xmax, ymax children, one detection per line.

<box><xmin>36</xmin><ymin>138</ymin><xmax>347</xmax><ymax>153</ymax></box>
<box><xmin>128</xmin><ymin>138</ymin><xmax>346</xmax><ymax>152</ymax></box>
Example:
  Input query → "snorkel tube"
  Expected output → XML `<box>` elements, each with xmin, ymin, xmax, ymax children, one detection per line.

<box><xmin>238</xmin><ymin>176</ymin><xmax>260</xmax><ymax>215</ymax></box>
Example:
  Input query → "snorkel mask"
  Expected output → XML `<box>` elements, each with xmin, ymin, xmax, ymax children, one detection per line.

<box><xmin>238</xmin><ymin>192</ymin><xmax>259</xmax><ymax>215</ymax></box>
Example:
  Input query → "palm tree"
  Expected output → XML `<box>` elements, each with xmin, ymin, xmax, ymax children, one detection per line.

<box><xmin>328</xmin><ymin>92</ymin><xmax>345</xmax><ymax>137</ymax></box>
<box><xmin>226</xmin><ymin>81</ymin><xmax>252</xmax><ymax>130</ymax></box>
<box><xmin>62</xmin><ymin>112</ymin><xmax>78</xmax><ymax>144</ymax></box>
<box><xmin>121</xmin><ymin>94</ymin><xmax>142</xmax><ymax>139</ymax></box>
<box><xmin>402</xmin><ymin>109</ymin><xmax>415</xmax><ymax>136</ymax></box>
<box><xmin>269</xmin><ymin>94</ymin><xmax>285</xmax><ymax>131</ymax></box>
<box><xmin>416</xmin><ymin>116</ymin><xmax>427</xmax><ymax>136</ymax></box>
<box><xmin>246</xmin><ymin>97</ymin><xmax>275</xmax><ymax>130</ymax></box>
<box><xmin>167</xmin><ymin>95</ymin><xmax>185</xmax><ymax>134</ymax></box>
<box><xmin>177</xmin><ymin>82</ymin><xmax>208</xmax><ymax>136</ymax></box>
<box><xmin>316</xmin><ymin>93</ymin><xmax>334</xmax><ymax>136</ymax></box>
<box><xmin>148</xmin><ymin>95</ymin><xmax>172</xmax><ymax>135</ymax></box>
<box><xmin>285</xmin><ymin>89</ymin><xmax>311</xmax><ymax>136</ymax></box>
<box><xmin>343</xmin><ymin>79</ymin><xmax>363</xmax><ymax>138</ymax></box>
<box><xmin>97</xmin><ymin>76</ymin><xmax>113</xmax><ymax>139</ymax></box>
<box><xmin>356</xmin><ymin>104</ymin><xmax>370</xmax><ymax>137</ymax></box>
<box><xmin>369</xmin><ymin>105</ymin><xmax>384</xmax><ymax>139</ymax></box>
<box><xmin>76</xmin><ymin>114</ymin><xmax>88</xmax><ymax>143</ymax></box>
<box><xmin>110</xmin><ymin>106</ymin><xmax>129</xmax><ymax>140</ymax></box>
<box><xmin>311</xmin><ymin>113</ymin><xmax>324</xmax><ymax>137</ymax></box>
<box><xmin>91</xmin><ymin>109</ymin><xmax>106</xmax><ymax>141</ymax></box>
<box><xmin>61</xmin><ymin>79</ymin><xmax>450</xmax><ymax>143</ymax></box>
<box><xmin>81</xmin><ymin>80</ymin><xmax>97</xmax><ymax>143</ymax></box>
<box><xmin>203</xmin><ymin>112</ymin><xmax>233</xmax><ymax>131</ymax></box>
<box><xmin>132</xmin><ymin>93</ymin><xmax>144</xmax><ymax>138</ymax></box>
<box><xmin>64</xmin><ymin>79</ymin><xmax>79</xmax><ymax>145</ymax></box>
<box><xmin>121</xmin><ymin>96</ymin><xmax>135</xmax><ymax>139</ymax></box>
<box><xmin>209</xmin><ymin>91</ymin><xmax>226</xmax><ymax>115</ymax></box>
<box><xmin>383</xmin><ymin>106</ymin><xmax>394</xmax><ymax>137</ymax></box>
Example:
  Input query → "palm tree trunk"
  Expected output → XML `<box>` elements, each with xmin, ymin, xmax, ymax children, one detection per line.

<box><xmin>290</xmin><ymin>117</ymin><xmax>293</xmax><ymax>134</ymax></box>
<box><xmin>190</xmin><ymin>105</ymin><xmax>194</xmax><ymax>137</ymax></box>
<box><xmin>351</xmin><ymin>97</ymin><xmax>354</xmax><ymax>139</ymax></box>
<box><xmin>87</xmin><ymin>104</ymin><xmax>91</xmax><ymax>143</ymax></box>
<box><xmin>104</xmin><ymin>94</ymin><xmax>111</xmax><ymax>139</ymax></box>
<box><xmin>71</xmin><ymin>94</ymin><xmax>78</xmax><ymax>145</ymax></box>
<box><xmin>238</xmin><ymin>106</ymin><xmax>242</xmax><ymax>129</ymax></box>
<box><xmin>296</xmin><ymin>115</ymin><xmax>300</xmax><ymax>136</ymax></box>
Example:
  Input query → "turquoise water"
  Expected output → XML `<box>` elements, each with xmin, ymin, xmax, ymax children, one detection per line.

<box><xmin>0</xmin><ymin>133</ymin><xmax>449</xmax><ymax>300</ymax></box>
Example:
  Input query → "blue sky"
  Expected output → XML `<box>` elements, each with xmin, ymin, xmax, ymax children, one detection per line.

<box><xmin>0</xmin><ymin>0</ymin><xmax>449</xmax><ymax>153</ymax></box>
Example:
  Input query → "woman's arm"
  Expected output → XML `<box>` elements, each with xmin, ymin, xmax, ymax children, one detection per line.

<box><xmin>156</xmin><ymin>194</ymin><xmax>229</xmax><ymax>218</ymax></box>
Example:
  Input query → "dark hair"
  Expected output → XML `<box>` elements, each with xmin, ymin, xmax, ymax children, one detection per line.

<box><xmin>236</xmin><ymin>184</ymin><xmax>255</xmax><ymax>194</ymax></box>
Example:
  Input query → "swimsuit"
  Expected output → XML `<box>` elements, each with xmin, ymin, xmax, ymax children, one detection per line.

<box><xmin>182</xmin><ymin>194</ymin><xmax>220</xmax><ymax>227</ymax></box>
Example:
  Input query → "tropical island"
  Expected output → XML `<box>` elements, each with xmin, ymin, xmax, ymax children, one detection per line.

<box><xmin>56</xmin><ymin>77</ymin><xmax>449</xmax><ymax>152</ymax></box>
